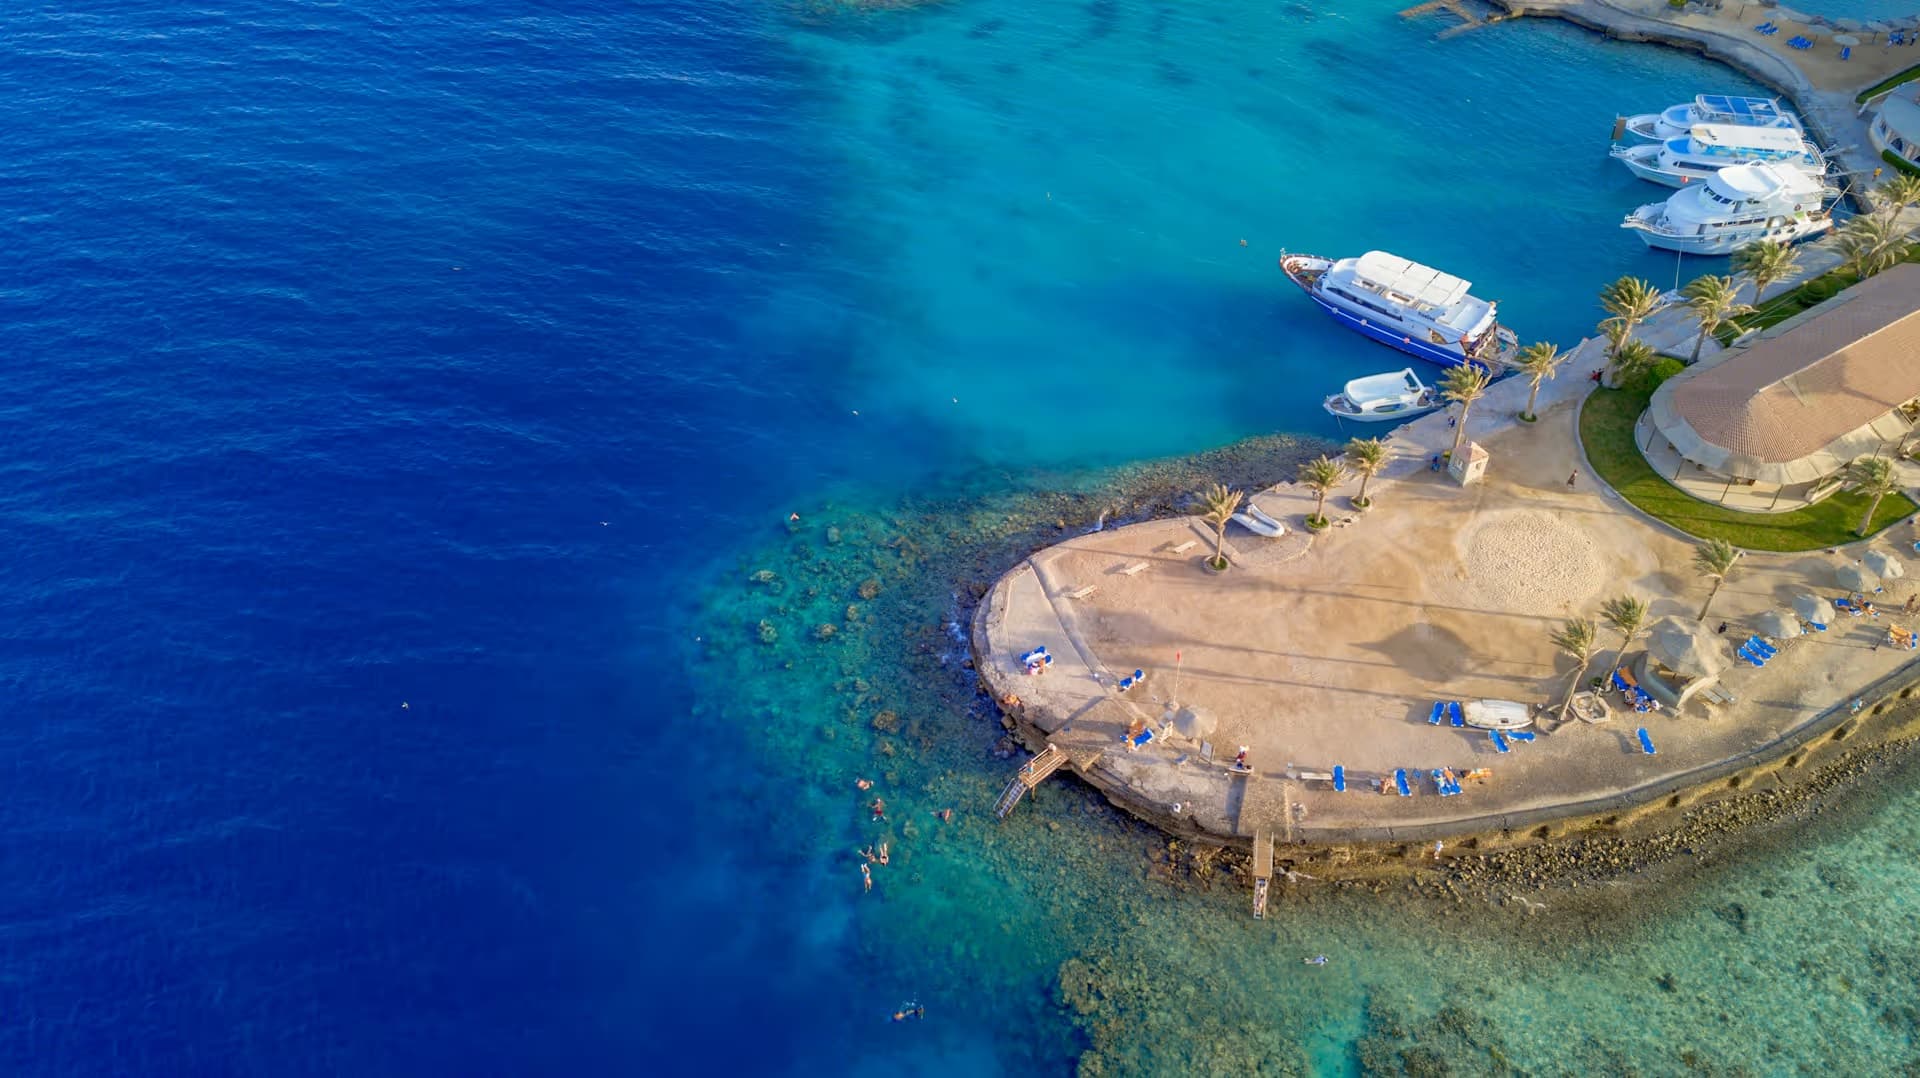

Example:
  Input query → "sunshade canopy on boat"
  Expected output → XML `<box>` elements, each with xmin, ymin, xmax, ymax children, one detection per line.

<box><xmin>1792</xmin><ymin>594</ymin><xmax>1835</xmax><ymax>624</ymax></box>
<box><xmin>1349</xmin><ymin>251</ymin><xmax>1470</xmax><ymax>309</ymax></box>
<box><xmin>1755</xmin><ymin>610</ymin><xmax>1802</xmax><ymax>639</ymax></box>
<box><xmin>1863</xmin><ymin>550</ymin><xmax>1905</xmax><ymax>580</ymax></box>
<box><xmin>1644</xmin><ymin>263</ymin><xmax>1920</xmax><ymax>486</ymax></box>
<box><xmin>1835</xmin><ymin>563</ymin><xmax>1879</xmax><ymax>594</ymax></box>
<box><xmin>1698</xmin><ymin>94</ymin><xmax>1787</xmax><ymax>122</ymax></box>
<box><xmin>1688</xmin><ymin>123</ymin><xmax>1807</xmax><ymax>152</ymax></box>
<box><xmin>1645</xmin><ymin>616</ymin><xmax>1730</xmax><ymax>680</ymax></box>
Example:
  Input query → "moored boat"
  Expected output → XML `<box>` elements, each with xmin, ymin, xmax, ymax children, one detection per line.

<box><xmin>1279</xmin><ymin>250</ymin><xmax>1518</xmax><ymax>370</ymax></box>
<box><xmin>1621</xmin><ymin>162</ymin><xmax>1834</xmax><ymax>254</ymax></box>
<box><xmin>1609</xmin><ymin>123</ymin><xmax>1826</xmax><ymax>188</ymax></box>
<box><xmin>1619</xmin><ymin>93</ymin><xmax>1802</xmax><ymax>143</ymax></box>
<box><xmin>1323</xmin><ymin>367</ymin><xmax>1442</xmax><ymax>422</ymax></box>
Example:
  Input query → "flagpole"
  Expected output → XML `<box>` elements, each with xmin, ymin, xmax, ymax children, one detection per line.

<box><xmin>1171</xmin><ymin>650</ymin><xmax>1182</xmax><ymax>709</ymax></box>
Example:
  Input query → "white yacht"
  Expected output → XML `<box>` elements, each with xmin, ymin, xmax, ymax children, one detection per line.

<box><xmin>1323</xmin><ymin>368</ymin><xmax>1441</xmax><ymax>422</ymax></box>
<box><xmin>1279</xmin><ymin>250</ymin><xmax>1519</xmax><ymax>369</ymax></box>
<box><xmin>1610</xmin><ymin>123</ymin><xmax>1826</xmax><ymax>188</ymax></box>
<box><xmin>1619</xmin><ymin>94</ymin><xmax>1802</xmax><ymax>143</ymax></box>
<box><xmin>1621</xmin><ymin>162</ymin><xmax>1834</xmax><ymax>254</ymax></box>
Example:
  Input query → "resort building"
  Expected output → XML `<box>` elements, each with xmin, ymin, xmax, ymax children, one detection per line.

<box><xmin>1868</xmin><ymin>88</ymin><xmax>1920</xmax><ymax>173</ymax></box>
<box><xmin>1635</xmin><ymin>262</ymin><xmax>1920</xmax><ymax>512</ymax></box>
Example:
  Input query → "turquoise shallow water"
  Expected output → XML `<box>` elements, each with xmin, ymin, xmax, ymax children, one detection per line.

<box><xmin>682</xmin><ymin>1</ymin><xmax>1920</xmax><ymax>1072</ymax></box>
<box><xmin>761</xmin><ymin>1</ymin><xmax>1768</xmax><ymax>480</ymax></box>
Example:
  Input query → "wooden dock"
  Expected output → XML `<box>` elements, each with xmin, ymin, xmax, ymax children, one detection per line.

<box><xmin>1398</xmin><ymin>0</ymin><xmax>1492</xmax><ymax>39</ymax></box>
<box><xmin>994</xmin><ymin>743</ymin><xmax>1068</xmax><ymax>819</ymax></box>
<box><xmin>1251</xmin><ymin>830</ymin><xmax>1274</xmax><ymax>919</ymax></box>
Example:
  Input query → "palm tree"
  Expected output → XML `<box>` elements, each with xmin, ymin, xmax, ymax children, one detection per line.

<box><xmin>1599</xmin><ymin>275</ymin><xmax>1666</xmax><ymax>361</ymax></box>
<box><xmin>1693</xmin><ymin>538</ymin><xmax>1740</xmax><ymax>621</ymax></box>
<box><xmin>1514</xmin><ymin>342</ymin><xmax>1563</xmax><ymax>422</ymax></box>
<box><xmin>1680</xmin><ymin>274</ymin><xmax>1755</xmax><ymax>362</ymax></box>
<box><xmin>1598</xmin><ymin>594</ymin><xmax>1650</xmax><ymax>680</ymax></box>
<box><xmin>1298</xmin><ymin>455</ymin><xmax>1348</xmax><ymax>528</ymax></box>
<box><xmin>1440</xmin><ymin>364</ymin><xmax>1491</xmax><ymax>459</ymax></box>
<box><xmin>1548</xmin><ymin>617</ymin><xmax>1599</xmax><ymax>720</ymax></box>
<box><xmin>1839</xmin><ymin>213</ymin><xmax>1902</xmax><ymax>281</ymax></box>
<box><xmin>1876</xmin><ymin>173</ymin><xmax>1920</xmax><ymax>224</ymax></box>
<box><xmin>1844</xmin><ymin>456</ymin><xmax>1899</xmax><ymax>537</ymax></box>
<box><xmin>1608</xmin><ymin>338</ymin><xmax>1659</xmax><ymax>390</ymax></box>
<box><xmin>1196</xmin><ymin>483</ymin><xmax>1243</xmax><ymax>570</ymax></box>
<box><xmin>1731</xmin><ymin>238</ymin><xmax>1802</xmax><ymax>308</ymax></box>
<box><xmin>1344</xmin><ymin>437</ymin><xmax>1391</xmax><ymax>509</ymax></box>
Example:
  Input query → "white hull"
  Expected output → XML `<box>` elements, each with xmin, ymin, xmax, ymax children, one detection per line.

<box><xmin>1625</xmin><ymin>212</ymin><xmax>1830</xmax><ymax>254</ymax></box>
<box><xmin>1322</xmin><ymin>396</ymin><xmax>1441</xmax><ymax>422</ymax></box>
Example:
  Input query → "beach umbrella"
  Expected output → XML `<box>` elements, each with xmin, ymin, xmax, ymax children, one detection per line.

<box><xmin>1863</xmin><ymin>550</ymin><xmax>1904</xmax><ymax>580</ymax></box>
<box><xmin>1835</xmin><ymin>563</ymin><xmax>1879</xmax><ymax>595</ymax></box>
<box><xmin>1792</xmin><ymin>594</ymin><xmax>1835</xmax><ymax>625</ymax></box>
<box><xmin>1171</xmin><ymin>706</ymin><xmax>1216</xmax><ymax>741</ymax></box>
<box><xmin>1755</xmin><ymin>610</ymin><xmax>1802</xmax><ymax>639</ymax></box>
<box><xmin>1833</xmin><ymin>33</ymin><xmax>1861</xmax><ymax>46</ymax></box>
<box><xmin>1645</xmin><ymin>616</ymin><xmax>1730</xmax><ymax>680</ymax></box>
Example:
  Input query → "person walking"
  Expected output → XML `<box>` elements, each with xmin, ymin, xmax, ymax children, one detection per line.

<box><xmin>1566</xmin><ymin>470</ymin><xmax>1579</xmax><ymax>490</ymax></box>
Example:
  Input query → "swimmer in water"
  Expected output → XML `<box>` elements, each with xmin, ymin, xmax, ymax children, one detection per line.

<box><xmin>869</xmin><ymin>797</ymin><xmax>887</xmax><ymax>821</ymax></box>
<box><xmin>891</xmin><ymin>1003</ymin><xmax>925</xmax><ymax>1022</ymax></box>
<box><xmin>1303</xmin><ymin>955</ymin><xmax>1328</xmax><ymax>967</ymax></box>
<box><xmin>856</xmin><ymin>777</ymin><xmax>873</xmax><ymax>791</ymax></box>
<box><xmin>936</xmin><ymin>808</ymin><xmax>953</xmax><ymax>822</ymax></box>
<box><xmin>861</xmin><ymin>863</ymin><xmax>872</xmax><ymax>893</ymax></box>
<box><xmin>877</xmin><ymin>841</ymin><xmax>890</xmax><ymax>865</ymax></box>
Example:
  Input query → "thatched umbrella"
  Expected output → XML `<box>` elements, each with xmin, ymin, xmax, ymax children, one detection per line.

<box><xmin>1172</xmin><ymin>706</ymin><xmax>1216</xmax><ymax>742</ymax></box>
<box><xmin>1863</xmin><ymin>550</ymin><xmax>1905</xmax><ymax>581</ymax></box>
<box><xmin>1835</xmin><ymin>562</ymin><xmax>1879</xmax><ymax>595</ymax></box>
<box><xmin>1645</xmin><ymin>616</ymin><xmax>1730</xmax><ymax>680</ymax></box>
<box><xmin>1793</xmin><ymin>594</ymin><xmax>1835</xmax><ymax>625</ymax></box>
<box><xmin>1755</xmin><ymin>610</ymin><xmax>1802</xmax><ymax>639</ymax></box>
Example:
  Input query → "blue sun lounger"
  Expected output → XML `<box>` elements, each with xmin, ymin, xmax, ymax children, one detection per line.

<box><xmin>1509</xmin><ymin>730</ymin><xmax>1536</xmax><ymax>743</ymax></box>
<box><xmin>1332</xmin><ymin>765</ymin><xmax>1346</xmax><ymax>792</ymax></box>
<box><xmin>1745</xmin><ymin>636</ymin><xmax>1776</xmax><ymax>658</ymax></box>
<box><xmin>1129</xmin><ymin>726</ymin><xmax>1155</xmax><ymax>748</ymax></box>
<box><xmin>1428</xmin><ymin>701</ymin><xmax>1446</xmax><ymax>725</ymax></box>
<box><xmin>1808</xmin><ymin>621</ymin><xmax>1827</xmax><ymax>632</ymax></box>
<box><xmin>1754</xmin><ymin>21</ymin><xmax>1776</xmax><ymax>34</ymax></box>
<box><xmin>1611</xmin><ymin>670</ymin><xmax>1631</xmax><ymax>694</ymax></box>
<box><xmin>1737</xmin><ymin>644</ymin><xmax>1767</xmax><ymax>668</ymax></box>
<box><xmin>1841</xmin><ymin>46</ymin><xmax>1851</xmax><ymax>60</ymax></box>
<box><xmin>1637</xmin><ymin>727</ymin><xmax>1657</xmax><ymax>755</ymax></box>
<box><xmin>1490</xmin><ymin>730</ymin><xmax>1511</xmax><ymax>753</ymax></box>
<box><xmin>1395</xmin><ymin>768</ymin><xmax>1412</xmax><ymax>796</ymax></box>
<box><xmin>1448</xmin><ymin>701</ymin><xmax>1465</xmax><ymax>727</ymax></box>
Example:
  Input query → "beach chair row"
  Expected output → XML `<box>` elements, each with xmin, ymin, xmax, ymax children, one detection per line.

<box><xmin>1426</xmin><ymin>700</ymin><xmax>1464</xmax><ymax>727</ymax></box>
<box><xmin>1610</xmin><ymin>669</ymin><xmax>1659</xmax><ymax>713</ymax></box>
<box><xmin>1737</xmin><ymin>635</ymin><xmax>1776</xmax><ymax>668</ymax></box>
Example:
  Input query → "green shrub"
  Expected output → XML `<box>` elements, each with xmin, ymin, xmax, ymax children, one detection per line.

<box><xmin>1648</xmin><ymin>357</ymin><xmax>1686</xmax><ymax>386</ymax></box>
<box><xmin>1883</xmin><ymin>149</ymin><xmax>1920</xmax><ymax>178</ymax></box>
<box><xmin>1858</xmin><ymin>63</ymin><xmax>1920</xmax><ymax>104</ymax></box>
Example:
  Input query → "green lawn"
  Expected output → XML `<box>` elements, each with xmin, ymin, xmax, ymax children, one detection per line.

<box><xmin>1716</xmin><ymin>242</ymin><xmax>1920</xmax><ymax>344</ymax></box>
<box><xmin>1857</xmin><ymin>62</ymin><xmax>1920</xmax><ymax>104</ymax></box>
<box><xmin>1579</xmin><ymin>385</ymin><xmax>1917</xmax><ymax>552</ymax></box>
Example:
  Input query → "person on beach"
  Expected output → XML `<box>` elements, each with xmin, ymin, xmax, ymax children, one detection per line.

<box><xmin>1432</xmin><ymin>840</ymin><xmax>1444</xmax><ymax>860</ymax></box>
<box><xmin>1233</xmin><ymin>746</ymin><xmax>1250</xmax><ymax>770</ymax></box>
<box><xmin>1566</xmin><ymin>470</ymin><xmax>1578</xmax><ymax>489</ymax></box>
<box><xmin>1851</xmin><ymin>699</ymin><xmax>1864</xmax><ymax>715</ymax></box>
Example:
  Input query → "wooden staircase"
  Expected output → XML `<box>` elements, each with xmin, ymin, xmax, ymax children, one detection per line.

<box><xmin>994</xmin><ymin>744</ymin><xmax>1068</xmax><ymax>819</ymax></box>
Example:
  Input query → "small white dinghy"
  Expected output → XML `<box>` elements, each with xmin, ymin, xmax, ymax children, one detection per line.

<box><xmin>1232</xmin><ymin>502</ymin><xmax>1289</xmax><ymax>537</ymax></box>
<box><xmin>1323</xmin><ymin>368</ymin><xmax>1442</xmax><ymax>423</ymax></box>
<box><xmin>1463</xmin><ymin>699</ymin><xmax>1535</xmax><ymax>730</ymax></box>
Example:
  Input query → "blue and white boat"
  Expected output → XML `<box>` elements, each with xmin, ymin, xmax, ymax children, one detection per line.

<box><xmin>1610</xmin><ymin>123</ymin><xmax>1826</xmax><ymax>188</ymax></box>
<box><xmin>1279</xmin><ymin>250</ymin><xmax>1518</xmax><ymax>370</ymax></box>
<box><xmin>1619</xmin><ymin>94</ymin><xmax>1802</xmax><ymax>143</ymax></box>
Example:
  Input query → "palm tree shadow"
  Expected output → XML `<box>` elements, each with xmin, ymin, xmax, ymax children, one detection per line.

<box><xmin>1355</xmin><ymin>621</ymin><xmax>1472</xmax><ymax>685</ymax></box>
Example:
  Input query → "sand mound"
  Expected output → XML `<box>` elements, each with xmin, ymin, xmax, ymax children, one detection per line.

<box><xmin>1454</xmin><ymin>509</ymin><xmax>1606</xmax><ymax>612</ymax></box>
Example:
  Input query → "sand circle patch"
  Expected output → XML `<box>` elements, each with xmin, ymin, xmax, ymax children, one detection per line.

<box><xmin>1455</xmin><ymin>509</ymin><xmax>1606</xmax><ymax>611</ymax></box>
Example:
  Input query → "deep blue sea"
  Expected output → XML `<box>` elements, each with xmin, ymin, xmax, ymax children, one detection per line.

<box><xmin>7</xmin><ymin>1</ymin><xmax>1920</xmax><ymax>1074</ymax></box>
